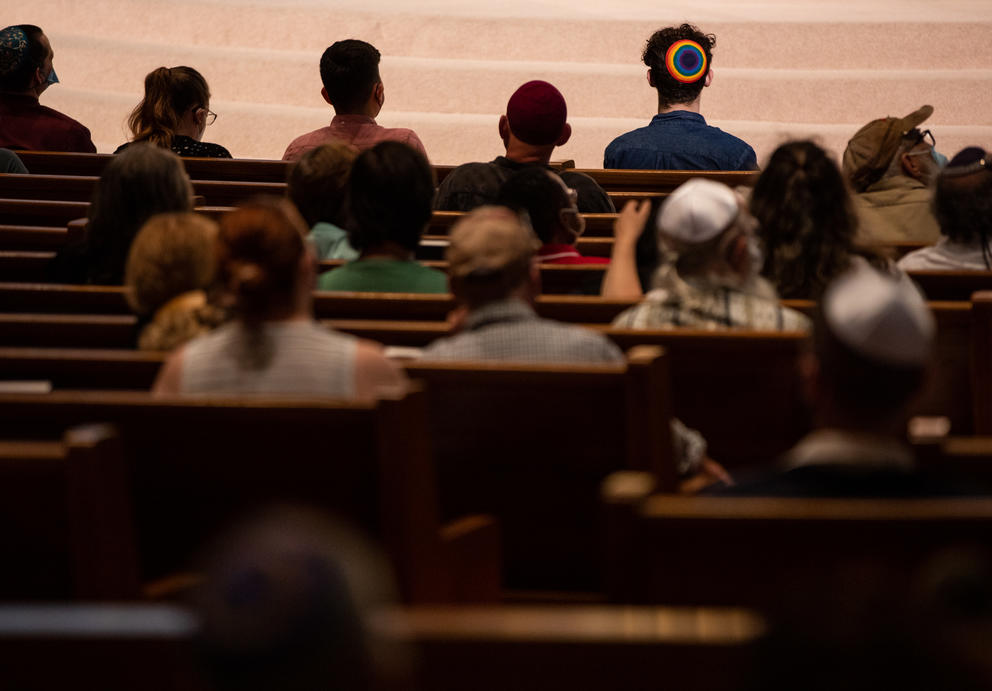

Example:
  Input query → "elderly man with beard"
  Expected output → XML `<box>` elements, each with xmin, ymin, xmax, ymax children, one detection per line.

<box><xmin>607</xmin><ymin>179</ymin><xmax>809</xmax><ymax>331</ymax></box>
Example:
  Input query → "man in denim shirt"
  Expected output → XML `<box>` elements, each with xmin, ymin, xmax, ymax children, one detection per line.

<box><xmin>604</xmin><ymin>24</ymin><xmax>757</xmax><ymax>171</ymax></box>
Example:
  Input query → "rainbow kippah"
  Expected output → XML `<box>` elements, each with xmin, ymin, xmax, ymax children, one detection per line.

<box><xmin>665</xmin><ymin>40</ymin><xmax>707</xmax><ymax>84</ymax></box>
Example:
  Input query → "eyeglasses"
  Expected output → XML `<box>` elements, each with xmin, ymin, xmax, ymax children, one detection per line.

<box><xmin>204</xmin><ymin>109</ymin><xmax>217</xmax><ymax>126</ymax></box>
<box><xmin>904</xmin><ymin>128</ymin><xmax>935</xmax><ymax>149</ymax></box>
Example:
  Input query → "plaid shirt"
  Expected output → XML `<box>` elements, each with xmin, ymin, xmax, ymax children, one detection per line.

<box><xmin>422</xmin><ymin>299</ymin><xmax>623</xmax><ymax>364</ymax></box>
<box><xmin>612</xmin><ymin>271</ymin><xmax>811</xmax><ymax>332</ymax></box>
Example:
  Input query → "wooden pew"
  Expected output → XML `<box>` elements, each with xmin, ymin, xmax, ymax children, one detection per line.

<box><xmin>572</xmin><ymin>169</ymin><xmax>758</xmax><ymax>192</ymax></box>
<box><xmin>0</xmin><ymin>604</ymin><xmax>202</xmax><ymax>691</ymax></box>
<box><xmin>0</xmin><ymin>423</ymin><xmax>139</xmax><ymax>599</ymax></box>
<box><xmin>404</xmin><ymin>347</ymin><xmax>674</xmax><ymax>591</ymax></box>
<box><xmin>0</xmin><ymin>198</ymin><xmax>88</xmax><ymax>226</ymax></box>
<box><xmin>602</xmin><ymin>476</ymin><xmax>992</xmax><ymax>607</ymax></box>
<box><xmin>908</xmin><ymin>270</ymin><xmax>992</xmax><ymax>301</ymax></box>
<box><xmin>0</xmin><ymin>387</ymin><xmax>499</xmax><ymax>603</ymax></box>
<box><xmin>0</xmin><ymin>602</ymin><xmax>763</xmax><ymax>691</ymax></box>
<box><xmin>0</xmin><ymin>173</ymin><xmax>285</xmax><ymax>206</ymax></box>
<box><xmin>374</xmin><ymin>604</ymin><xmax>763</xmax><ymax>691</ymax></box>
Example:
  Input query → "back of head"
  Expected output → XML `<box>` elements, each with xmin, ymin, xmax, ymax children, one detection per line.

<box><xmin>193</xmin><ymin>506</ymin><xmax>397</xmax><ymax>691</ymax></box>
<box><xmin>0</xmin><ymin>24</ymin><xmax>46</xmax><ymax>93</ymax></box>
<box><xmin>287</xmin><ymin>142</ymin><xmax>358</xmax><ymax>228</ymax></box>
<box><xmin>216</xmin><ymin>197</ymin><xmax>308</xmax><ymax>324</ymax></box>
<box><xmin>642</xmin><ymin>24</ymin><xmax>715</xmax><ymax>109</ymax></box>
<box><xmin>495</xmin><ymin>167</ymin><xmax>568</xmax><ymax>244</ymax></box>
<box><xmin>319</xmin><ymin>40</ymin><xmax>381</xmax><ymax>114</ymax></box>
<box><xmin>752</xmin><ymin>140</ymin><xmax>860</xmax><ymax>299</ymax></box>
<box><xmin>816</xmin><ymin>263</ymin><xmax>934</xmax><ymax>422</ymax></box>
<box><xmin>654</xmin><ymin>177</ymin><xmax>743</xmax><ymax>278</ymax></box>
<box><xmin>86</xmin><ymin>143</ymin><xmax>193</xmax><ymax>284</ymax></box>
<box><xmin>447</xmin><ymin>206</ymin><xmax>541</xmax><ymax>307</ymax></box>
<box><xmin>843</xmin><ymin>105</ymin><xmax>933</xmax><ymax>192</ymax></box>
<box><xmin>127</xmin><ymin>66</ymin><xmax>210</xmax><ymax>148</ymax></box>
<box><xmin>125</xmin><ymin>212</ymin><xmax>218</xmax><ymax>315</ymax></box>
<box><xmin>934</xmin><ymin>147</ymin><xmax>992</xmax><ymax>260</ymax></box>
<box><xmin>347</xmin><ymin>141</ymin><xmax>435</xmax><ymax>253</ymax></box>
<box><xmin>505</xmin><ymin>80</ymin><xmax>568</xmax><ymax>147</ymax></box>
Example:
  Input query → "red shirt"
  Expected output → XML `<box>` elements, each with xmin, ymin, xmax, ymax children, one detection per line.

<box><xmin>281</xmin><ymin>114</ymin><xmax>427</xmax><ymax>161</ymax></box>
<box><xmin>0</xmin><ymin>93</ymin><xmax>96</xmax><ymax>153</ymax></box>
<box><xmin>538</xmin><ymin>243</ymin><xmax>610</xmax><ymax>265</ymax></box>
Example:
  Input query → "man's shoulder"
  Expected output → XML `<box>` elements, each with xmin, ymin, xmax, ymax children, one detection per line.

<box><xmin>281</xmin><ymin>126</ymin><xmax>334</xmax><ymax>160</ymax></box>
<box><xmin>605</xmin><ymin>115</ymin><xmax>756</xmax><ymax>170</ymax></box>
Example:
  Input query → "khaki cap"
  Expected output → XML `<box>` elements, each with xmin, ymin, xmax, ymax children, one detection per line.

<box><xmin>446</xmin><ymin>206</ymin><xmax>541</xmax><ymax>279</ymax></box>
<box><xmin>842</xmin><ymin>105</ymin><xmax>933</xmax><ymax>192</ymax></box>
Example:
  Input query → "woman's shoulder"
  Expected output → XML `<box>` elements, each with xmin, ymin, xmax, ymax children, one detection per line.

<box><xmin>171</xmin><ymin>136</ymin><xmax>232</xmax><ymax>158</ymax></box>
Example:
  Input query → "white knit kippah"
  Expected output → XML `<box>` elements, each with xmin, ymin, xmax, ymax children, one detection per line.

<box><xmin>823</xmin><ymin>262</ymin><xmax>935</xmax><ymax>366</ymax></box>
<box><xmin>656</xmin><ymin>178</ymin><xmax>739</xmax><ymax>244</ymax></box>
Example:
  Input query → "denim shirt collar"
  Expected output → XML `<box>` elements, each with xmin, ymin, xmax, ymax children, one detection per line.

<box><xmin>650</xmin><ymin>110</ymin><xmax>706</xmax><ymax>126</ymax></box>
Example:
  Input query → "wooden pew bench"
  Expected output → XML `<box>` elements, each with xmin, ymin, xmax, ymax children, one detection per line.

<box><xmin>602</xmin><ymin>478</ymin><xmax>992</xmax><ymax>608</ymax></box>
<box><xmin>0</xmin><ymin>387</ymin><xmax>498</xmax><ymax>603</ymax></box>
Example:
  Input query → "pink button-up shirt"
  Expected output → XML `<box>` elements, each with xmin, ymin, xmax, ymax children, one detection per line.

<box><xmin>281</xmin><ymin>114</ymin><xmax>428</xmax><ymax>161</ymax></box>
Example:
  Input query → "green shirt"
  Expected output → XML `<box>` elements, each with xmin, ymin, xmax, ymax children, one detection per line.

<box><xmin>308</xmin><ymin>222</ymin><xmax>359</xmax><ymax>261</ymax></box>
<box><xmin>317</xmin><ymin>258</ymin><xmax>449</xmax><ymax>294</ymax></box>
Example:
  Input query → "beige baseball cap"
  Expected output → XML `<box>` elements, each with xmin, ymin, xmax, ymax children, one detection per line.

<box><xmin>842</xmin><ymin>105</ymin><xmax>934</xmax><ymax>192</ymax></box>
<box><xmin>446</xmin><ymin>206</ymin><xmax>541</xmax><ymax>279</ymax></box>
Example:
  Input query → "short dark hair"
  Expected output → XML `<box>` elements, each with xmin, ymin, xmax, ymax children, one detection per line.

<box><xmin>0</xmin><ymin>25</ymin><xmax>47</xmax><ymax>92</ymax></box>
<box><xmin>286</xmin><ymin>142</ymin><xmax>358</xmax><ymax>227</ymax></box>
<box><xmin>495</xmin><ymin>167</ymin><xmax>568</xmax><ymax>244</ymax></box>
<box><xmin>934</xmin><ymin>164</ymin><xmax>992</xmax><ymax>256</ymax></box>
<box><xmin>347</xmin><ymin>141</ymin><xmax>435</xmax><ymax>253</ymax></box>
<box><xmin>319</xmin><ymin>40</ymin><xmax>381</xmax><ymax>114</ymax></box>
<box><xmin>642</xmin><ymin>24</ymin><xmax>715</xmax><ymax>110</ymax></box>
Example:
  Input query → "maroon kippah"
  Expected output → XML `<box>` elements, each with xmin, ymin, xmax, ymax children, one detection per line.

<box><xmin>505</xmin><ymin>80</ymin><xmax>567</xmax><ymax>146</ymax></box>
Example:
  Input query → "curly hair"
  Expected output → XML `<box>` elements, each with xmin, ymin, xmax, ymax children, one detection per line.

<box><xmin>642</xmin><ymin>24</ymin><xmax>715</xmax><ymax>110</ymax></box>
<box><xmin>933</xmin><ymin>158</ymin><xmax>992</xmax><ymax>266</ymax></box>
<box><xmin>287</xmin><ymin>142</ymin><xmax>357</xmax><ymax>228</ymax></box>
<box><xmin>751</xmin><ymin>140</ymin><xmax>883</xmax><ymax>300</ymax></box>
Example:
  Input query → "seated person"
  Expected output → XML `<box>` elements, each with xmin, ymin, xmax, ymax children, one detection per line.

<box><xmin>318</xmin><ymin>141</ymin><xmax>447</xmax><ymax>294</ymax></box>
<box><xmin>153</xmin><ymin>197</ymin><xmax>406</xmax><ymax>398</ymax></box>
<box><xmin>125</xmin><ymin>212</ymin><xmax>226</xmax><ymax>351</ymax></box>
<box><xmin>898</xmin><ymin>147</ymin><xmax>992</xmax><ymax>271</ymax></box>
<box><xmin>286</xmin><ymin>142</ymin><xmax>359</xmax><ymax>261</ymax></box>
<box><xmin>752</xmin><ymin>140</ymin><xmax>893</xmax><ymax>299</ymax></box>
<box><xmin>0</xmin><ymin>147</ymin><xmax>26</xmax><ymax>172</ymax></box>
<box><xmin>607</xmin><ymin>180</ymin><xmax>809</xmax><ymax>330</ymax></box>
<box><xmin>50</xmin><ymin>143</ymin><xmax>194</xmax><ymax>285</ymax></box>
<box><xmin>0</xmin><ymin>24</ymin><xmax>95</xmax><ymax>152</ymax></box>
<box><xmin>716</xmin><ymin>263</ymin><xmax>959</xmax><ymax>497</ymax></box>
<box><xmin>843</xmin><ymin>105</ymin><xmax>944</xmax><ymax>244</ymax></box>
<box><xmin>282</xmin><ymin>39</ymin><xmax>427</xmax><ymax>162</ymax></box>
<box><xmin>495</xmin><ymin>167</ymin><xmax>608</xmax><ymax>265</ymax></box>
<box><xmin>423</xmin><ymin>205</ymin><xmax>716</xmax><ymax>480</ymax></box>
<box><xmin>604</xmin><ymin>24</ymin><xmax>756</xmax><ymax>171</ymax></box>
<box><xmin>115</xmin><ymin>66</ymin><xmax>231</xmax><ymax>158</ymax></box>
<box><xmin>435</xmin><ymin>80</ymin><xmax>613</xmax><ymax>213</ymax></box>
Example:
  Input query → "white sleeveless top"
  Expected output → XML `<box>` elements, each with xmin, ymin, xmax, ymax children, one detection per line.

<box><xmin>180</xmin><ymin>321</ymin><xmax>357</xmax><ymax>397</ymax></box>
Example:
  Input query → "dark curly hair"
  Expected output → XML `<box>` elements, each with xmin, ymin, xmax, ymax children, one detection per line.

<box><xmin>642</xmin><ymin>24</ymin><xmax>715</xmax><ymax>110</ymax></box>
<box><xmin>933</xmin><ymin>157</ymin><xmax>992</xmax><ymax>267</ymax></box>
<box><xmin>751</xmin><ymin>140</ymin><xmax>884</xmax><ymax>300</ymax></box>
<box><xmin>319</xmin><ymin>39</ymin><xmax>381</xmax><ymax>114</ymax></box>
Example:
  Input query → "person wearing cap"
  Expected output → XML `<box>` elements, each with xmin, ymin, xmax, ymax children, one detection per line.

<box><xmin>604</xmin><ymin>24</ymin><xmax>756</xmax><ymax>171</ymax></box>
<box><xmin>898</xmin><ymin>147</ymin><xmax>992</xmax><ymax>271</ymax></box>
<box><xmin>422</xmin><ymin>205</ymin><xmax>719</xmax><ymax>482</ymax></box>
<box><xmin>434</xmin><ymin>80</ymin><xmax>614</xmax><ymax>213</ymax></box>
<box><xmin>843</xmin><ymin>105</ymin><xmax>944</xmax><ymax>244</ymax></box>
<box><xmin>608</xmin><ymin>180</ymin><xmax>809</xmax><ymax>331</ymax></box>
<box><xmin>0</xmin><ymin>24</ymin><xmax>95</xmax><ymax>152</ymax></box>
<box><xmin>495</xmin><ymin>167</ymin><xmax>609</xmax><ymax>265</ymax></box>
<box><xmin>714</xmin><ymin>263</ymin><xmax>950</xmax><ymax>496</ymax></box>
<box><xmin>282</xmin><ymin>39</ymin><xmax>427</xmax><ymax>162</ymax></box>
<box><xmin>423</xmin><ymin>206</ymin><xmax>621</xmax><ymax>362</ymax></box>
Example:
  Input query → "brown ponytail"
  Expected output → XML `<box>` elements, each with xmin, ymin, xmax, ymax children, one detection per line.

<box><xmin>126</xmin><ymin>66</ymin><xmax>210</xmax><ymax>149</ymax></box>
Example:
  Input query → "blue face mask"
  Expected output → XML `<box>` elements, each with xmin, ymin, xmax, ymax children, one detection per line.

<box><xmin>932</xmin><ymin>149</ymin><xmax>948</xmax><ymax>168</ymax></box>
<box><xmin>44</xmin><ymin>66</ymin><xmax>58</xmax><ymax>85</ymax></box>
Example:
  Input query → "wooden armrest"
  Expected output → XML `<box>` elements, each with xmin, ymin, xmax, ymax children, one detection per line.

<box><xmin>439</xmin><ymin>514</ymin><xmax>501</xmax><ymax>603</ymax></box>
